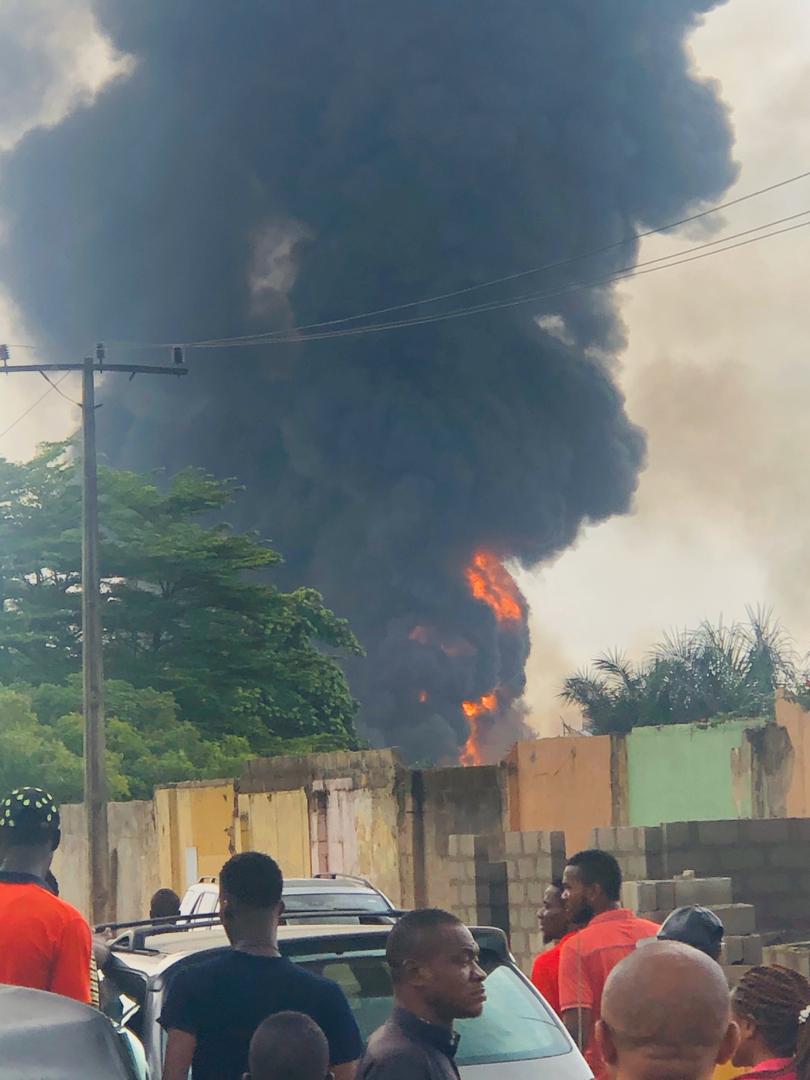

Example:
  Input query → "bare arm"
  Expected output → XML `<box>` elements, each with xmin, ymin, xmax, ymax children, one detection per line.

<box><xmin>562</xmin><ymin>1006</ymin><xmax>593</xmax><ymax>1052</ymax></box>
<box><xmin>332</xmin><ymin>1062</ymin><xmax>358</xmax><ymax>1080</ymax></box>
<box><xmin>162</xmin><ymin>1029</ymin><xmax>196</xmax><ymax>1080</ymax></box>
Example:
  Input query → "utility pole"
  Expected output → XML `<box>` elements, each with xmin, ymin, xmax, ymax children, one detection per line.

<box><xmin>2</xmin><ymin>345</ymin><xmax>187</xmax><ymax>924</ymax></box>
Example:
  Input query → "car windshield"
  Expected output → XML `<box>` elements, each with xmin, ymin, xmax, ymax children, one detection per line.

<box><xmin>291</xmin><ymin>946</ymin><xmax>570</xmax><ymax>1066</ymax></box>
<box><xmin>283</xmin><ymin>891</ymin><xmax>391</xmax><ymax>914</ymax></box>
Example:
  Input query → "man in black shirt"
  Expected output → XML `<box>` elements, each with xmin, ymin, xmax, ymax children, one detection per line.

<box><xmin>358</xmin><ymin>909</ymin><xmax>487</xmax><ymax>1080</ymax></box>
<box><xmin>160</xmin><ymin>852</ymin><xmax>361</xmax><ymax>1080</ymax></box>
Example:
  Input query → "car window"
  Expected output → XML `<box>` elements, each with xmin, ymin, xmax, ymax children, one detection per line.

<box><xmin>293</xmin><ymin>948</ymin><xmax>571</xmax><ymax>1066</ymax></box>
<box><xmin>284</xmin><ymin>891</ymin><xmax>390</xmax><ymax>914</ymax></box>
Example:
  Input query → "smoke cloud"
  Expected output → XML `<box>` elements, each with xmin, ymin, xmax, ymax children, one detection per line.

<box><xmin>0</xmin><ymin>1</ymin><xmax>735</xmax><ymax>761</ymax></box>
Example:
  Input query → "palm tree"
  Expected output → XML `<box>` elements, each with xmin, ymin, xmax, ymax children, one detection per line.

<box><xmin>561</xmin><ymin>608</ymin><xmax>801</xmax><ymax>736</ymax></box>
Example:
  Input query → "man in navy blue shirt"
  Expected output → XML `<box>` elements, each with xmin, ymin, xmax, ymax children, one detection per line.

<box><xmin>160</xmin><ymin>852</ymin><xmax>362</xmax><ymax>1080</ymax></box>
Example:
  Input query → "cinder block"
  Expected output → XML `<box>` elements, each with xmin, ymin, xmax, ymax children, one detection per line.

<box><xmin>655</xmin><ymin>881</ymin><xmax>676</xmax><ymax>911</ymax></box>
<box><xmin>767</xmin><ymin>845</ymin><xmax>809</xmax><ymax>869</ymax></box>
<box><xmin>521</xmin><ymin>832</ymin><xmax>539</xmax><ymax>854</ymax></box>
<box><xmin>743</xmin><ymin>935</ymin><xmax>763</xmax><ymax>965</ymax></box>
<box><xmin>623</xmin><ymin>855</ymin><xmax>651</xmax><ymax>881</ymax></box>
<box><xmin>722</xmin><ymin>936</ymin><xmax>744</xmax><ymax>964</ymax></box>
<box><xmin>693</xmin><ymin>877</ymin><xmax>733</xmax><ymax>907</ymax></box>
<box><xmin>716</xmin><ymin>847</ymin><xmax>766</xmax><ymax>872</ymax></box>
<box><xmin>616</xmin><ymin>826</ymin><xmax>640</xmax><ymax>853</ymax></box>
<box><xmin>789</xmin><ymin>819</ymin><xmax>810</xmax><ymax>843</ymax></box>
<box><xmin>593</xmin><ymin>826</ymin><xmax>617</xmax><ymax>851</ymax></box>
<box><xmin>505</xmin><ymin>832</ymin><xmax>523</xmax><ymax>856</ymax></box>
<box><xmin>745</xmin><ymin>819</ymin><xmax>791</xmax><ymax>844</ymax></box>
<box><xmin>642</xmin><ymin>828</ymin><xmax>663</xmax><ymax>855</ymax></box>
<box><xmin>711</xmin><ymin>904</ymin><xmax>756</xmax><ymax>936</ymax></box>
<box><xmin>622</xmin><ymin>880</ymin><xmax>658</xmax><ymax>913</ymax></box>
<box><xmin>697</xmin><ymin>821</ymin><xmax>740</xmax><ymax>846</ymax></box>
<box><xmin>673</xmin><ymin>876</ymin><xmax>701</xmax><ymax>906</ymax></box>
<box><xmin>662</xmin><ymin>821</ymin><xmax>695</xmax><ymax>849</ymax></box>
<box><xmin>451</xmin><ymin>834</ymin><xmax>477</xmax><ymax>859</ymax></box>
<box><xmin>638</xmin><ymin>910</ymin><xmax>667</xmax><ymax>925</ymax></box>
<box><xmin>517</xmin><ymin>856</ymin><xmax>537</xmax><ymax>880</ymax></box>
<box><xmin>723</xmin><ymin>964</ymin><xmax>754</xmax><ymax>989</ymax></box>
<box><xmin>526</xmin><ymin>880</ymin><xmax>544</xmax><ymax>906</ymax></box>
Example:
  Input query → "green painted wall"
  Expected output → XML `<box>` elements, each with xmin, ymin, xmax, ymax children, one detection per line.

<box><xmin>626</xmin><ymin>719</ymin><xmax>765</xmax><ymax>826</ymax></box>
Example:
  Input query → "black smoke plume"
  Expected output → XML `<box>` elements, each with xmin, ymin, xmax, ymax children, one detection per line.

<box><xmin>0</xmin><ymin>1</ymin><xmax>735</xmax><ymax>761</ymax></box>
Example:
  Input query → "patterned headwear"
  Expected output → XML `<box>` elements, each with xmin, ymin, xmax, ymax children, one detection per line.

<box><xmin>0</xmin><ymin>786</ymin><xmax>60</xmax><ymax>836</ymax></box>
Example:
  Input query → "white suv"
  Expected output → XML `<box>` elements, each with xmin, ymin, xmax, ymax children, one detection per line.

<box><xmin>181</xmin><ymin>873</ymin><xmax>398</xmax><ymax>923</ymax></box>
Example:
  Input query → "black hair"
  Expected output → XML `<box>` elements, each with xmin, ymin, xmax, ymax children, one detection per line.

<box><xmin>734</xmin><ymin>965</ymin><xmax>810</xmax><ymax>1080</ymax></box>
<box><xmin>550</xmin><ymin>878</ymin><xmax>564</xmax><ymax>893</ymax></box>
<box><xmin>248</xmin><ymin>1012</ymin><xmax>329</xmax><ymax>1080</ymax></box>
<box><xmin>220</xmin><ymin>851</ymin><xmax>283</xmax><ymax>908</ymax></box>
<box><xmin>567</xmin><ymin>849</ymin><xmax>622</xmax><ymax>901</ymax></box>
<box><xmin>386</xmin><ymin>908</ymin><xmax>463</xmax><ymax>984</ymax></box>
<box><xmin>150</xmin><ymin>887</ymin><xmax>181</xmax><ymax>919</ymax></box>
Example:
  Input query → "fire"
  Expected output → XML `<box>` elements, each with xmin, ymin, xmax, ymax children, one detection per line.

<box><xmin>418</xmin><ymin>690</ymin><xmax>428</xmax><ymax>703</ymax></box>
<box><xmin>465</xmin><ymin>550</ymin><xmax>522</xmax><ymax>622</ymax></box>
<box><xmin>460</xmin><ymin>692</ymin><xmax>498</xmax><ymax>766</ymax></box>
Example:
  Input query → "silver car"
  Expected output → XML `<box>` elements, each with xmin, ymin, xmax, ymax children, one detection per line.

<box><xmin>102</xmin><ymin>920</ymin><xmax>591</xmax><ymax>1079</ymax></box>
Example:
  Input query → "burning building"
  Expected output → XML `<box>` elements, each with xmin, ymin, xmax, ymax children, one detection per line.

<box><xmin>0</xmin><ymin>1</ymin><xmax>736</xmax><ymax>763</ymax></box>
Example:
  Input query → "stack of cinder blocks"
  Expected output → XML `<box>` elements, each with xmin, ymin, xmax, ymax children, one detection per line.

<box><xmin>503</xmin><ymin>830</ymin><xmax>566</xmax><ymax>974</ymax></box>
<box><xmin>622</xmin><ymin>870</ymin><xmax>762</xmax><ymax>967</ymax></box>
<box><xmin>447</xmin><ymin>833</ymin><xmax>509</xmax><ymax>938</ymax></box>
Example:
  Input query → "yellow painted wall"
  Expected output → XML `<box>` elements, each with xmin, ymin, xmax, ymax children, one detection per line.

<box><xmin>239</xmin><ymin>789</ymin><xmax>311</xmax><ymax>877</ymax></box>
<box><xmin>154</xmin><ymin>780</ymin><xmax>235</xmax><ymax>894</ymax></box>
<box><xmin>508</xmin><ymin>735</ymin><xmax>618</xmax><ymax>854</ymax></box>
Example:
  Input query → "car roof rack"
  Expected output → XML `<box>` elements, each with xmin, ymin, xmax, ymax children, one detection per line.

<box><xmin>101</xmin><ymin>908</ymin><xmax>408</xmax><ymax>953</ymax></box>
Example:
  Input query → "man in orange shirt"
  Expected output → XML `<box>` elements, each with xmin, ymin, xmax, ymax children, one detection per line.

<box><xmin>559</xmin><ymin>849</ymin><xmax>659</xmax><ymax>1079</ymax></box>
<box><xmin>0</xmin><ymin>787</ymin><xmax>92</xmax><ymax>1003</ymax></box>
<box><xmin>531</xmin><ymin>879</ymin><xmax>584</xmax><ymax>1014</ymax></box>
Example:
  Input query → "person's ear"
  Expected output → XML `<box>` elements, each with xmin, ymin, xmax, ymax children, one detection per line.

<box><xmin>595</xmin><ymin>1020</ymin><xmax>618</xmax><ymax>1067</ymax></box>
<box><xmin>276</xmin><ymin>899</ymin><xmax>286</xmax><ymax>918</ymax></box>
<box><xmin>716</xmin><ymin>1021</ymin><xmax>740</xmax><ymax>1065</ymax></box>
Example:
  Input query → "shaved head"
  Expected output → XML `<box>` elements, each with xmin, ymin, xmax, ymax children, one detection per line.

<box><xmin>597</xmin><ymin>941</ymin><xmax>737</xmax><ymax>1080</ymax></box>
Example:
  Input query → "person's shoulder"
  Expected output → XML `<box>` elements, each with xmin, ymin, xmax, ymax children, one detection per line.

<box><xmin>365</xmin><ymin>1019</ymin><xmax>426</xmax><ymax>1061</ymax></box>
<box><xmin>634</xmin><ymin>916</ymin><xmax>663</xmax><ymax>936</ymax></box>
<box><xmin>39</xmin><ymin>891</ymin><xmax>90</xmax><ymax>931</ymax></box>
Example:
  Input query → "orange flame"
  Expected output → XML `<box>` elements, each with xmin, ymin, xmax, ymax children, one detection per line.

<box><xmin>459</xmin><ymin>692</ymin><xmax>498</xmax><ymax>766</ymax></box>
<box><xmin>418</xmin><ymin>690</ymin><xmax>428</xmax><ymax>703</ymax></box>
<box><xmin>465</xmin><ymin>550</ymin><xmax>522</xmax><ymax>622</ymax></box>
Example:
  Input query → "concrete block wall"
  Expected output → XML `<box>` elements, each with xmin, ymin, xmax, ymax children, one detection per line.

<box><xmin>661</xmin><ymin>818</ymin><xmax>810</xmax><ymax>930</ymax></box>
<box><xmin>591</xmin><ymin>825</ymin><xmax>665</xmax><ymax>881</ymax></box>
<box><xmin>504</xmin><ymin>830</ymin><xmax>566</xmax><ymax>974</ymax></box>
<box><xmin>447</xmin><ymin>833</ymin><xmax>509</xmax><ymax>936</ymax></box>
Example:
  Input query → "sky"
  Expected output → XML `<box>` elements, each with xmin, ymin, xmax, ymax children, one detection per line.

<box><xmin>1</xmin><ymin>0</ymin><xmax>809</xmax><ymax>736</ymax></box>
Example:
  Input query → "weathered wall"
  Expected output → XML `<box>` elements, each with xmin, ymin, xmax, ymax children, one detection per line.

<box><xmin>238</xmin><ymin>789</ymin><xmax>311</xmax><ymax>877</ymax></box>
<box><xmin>418</xmin><ymin>765</ymin><xmax>506</xmax><ymax>911</ymax></box>
<box><xmin>154</xmin><ymin>779</ymin><xmax>236</xmax><ymax>895</ymax></box>
<box><xmin>774</xmin><ymin>697</ymin><xmax>809</xmax><ymax>817</ymax></box>
<box><xmin>53</xmin><ymin>800</ymin><xmax>160</xmax><ymax>922</ymax></box>
<box><xmin>506</xmin><ymin>734</ymin><xmax>623</xmax><ymax>853</ymax></box>
<box><xmin>240</xmin><ymin>748</ymin><xmax>409</xmax><ymax>906</ymax></box>
<box><xmin>626</xmin><ymin>720</ymin><xmax>764</xmax><ymax>826</ymax></box>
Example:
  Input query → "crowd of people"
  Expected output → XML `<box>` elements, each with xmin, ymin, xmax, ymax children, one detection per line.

<box><xmin>4</xmin><ymin>783</ymin><xmax>810</xmax><ymax>1080</ymax></box>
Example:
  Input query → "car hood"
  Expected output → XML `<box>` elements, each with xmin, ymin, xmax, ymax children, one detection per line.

<box><xmin>461</xmin><ymin>1051</ymin><xmax>592</xmax><ymax>1079</ymax></box>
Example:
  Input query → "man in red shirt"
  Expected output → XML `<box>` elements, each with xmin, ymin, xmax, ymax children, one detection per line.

<box><xmin>559</xmin><ymin>849</ymin><xmax>659</xmax><ymax>1079</ymax></box>
<box><xmin>0</xmin><ymin>787</ymin><xmax>92</xmax><ymax>1003</ymax></box>
<box><xmin>531</xmin><ymin>879</ymin><xmax>581</xmax><ymax>1014</ymax></box>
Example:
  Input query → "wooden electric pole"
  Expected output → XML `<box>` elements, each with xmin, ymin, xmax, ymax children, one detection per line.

<box><xmin>2</xmin><ymin>345</ymin><xmax>187</xmax><ymax>924</ymax></box>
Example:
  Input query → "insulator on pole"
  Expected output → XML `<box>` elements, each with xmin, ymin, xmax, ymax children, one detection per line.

<box><xmin>173</xmin><ymin>346</ymin><xmax>184</xmax><ymax>366</ymax></box>
<box><xmin>96</xmin><ymin>342</ymin><xmax>105</xmax><ymax>368</ymax></box>
<box><xmin>0</xmin><ymin>345</ymin><xmax>8</xmax><ymax>371</ymax></box>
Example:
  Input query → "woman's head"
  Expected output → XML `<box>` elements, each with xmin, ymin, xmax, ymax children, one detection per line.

<box><xmin>732</xmin><ymin>965</ymin><xmax>810</xmax><ymax>1076</ymax></box>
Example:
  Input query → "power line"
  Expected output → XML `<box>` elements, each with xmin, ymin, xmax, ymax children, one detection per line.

<box><xmin>183</xmin><ymin>209</ymin><xmax>810</xmax><ymax>347</ymax></box>
<box><xmin>0</xmin><ymin>372</ymin><xmax>73</xmax><ymax>441</ymax></box>
<box><xmin>108</xmin><ymin>166</ymin><xmax>810</xmax><ymax>352</ymax></box>
<box><xmin>40</xmin><ymin>371</ymin><xmax>82</xmax><ymax>407</ymax></box>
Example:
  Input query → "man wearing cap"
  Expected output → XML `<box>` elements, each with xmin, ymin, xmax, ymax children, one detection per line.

<box><xmin>0</xmin><ymin>786</ymin><xmax>92</xmax><ymax>1003</ymax></box>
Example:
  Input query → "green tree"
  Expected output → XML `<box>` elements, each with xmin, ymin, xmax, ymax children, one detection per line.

<box><xmin>0</xmin><ymin>444</ymin><xmax>362</xmax><ymax>750</ymax></box>
<box><xmin>561</xmin><ymin>608</ymin><xmax>800</xmax><ymax>735</ymax></box>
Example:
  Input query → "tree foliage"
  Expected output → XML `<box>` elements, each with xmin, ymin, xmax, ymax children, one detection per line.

<box><xmin>561</xmin><ymin>608</ymin><xmax>804</xmax><ymax>735</ymax></box>
<box><xmin>0</xmin><ymin>445</ymin><xmax>362</xmax><ymax>780</ymax></box>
